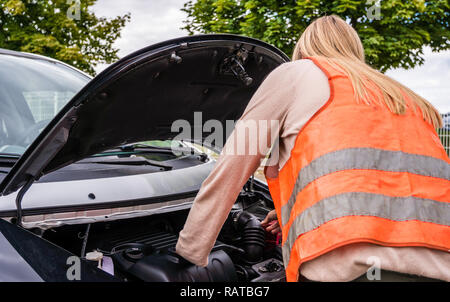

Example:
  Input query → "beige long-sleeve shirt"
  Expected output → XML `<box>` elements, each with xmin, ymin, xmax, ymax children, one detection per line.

<box><xmin>176</xmin><ymin>59</ymin><xmax>450</xmax><ymax>281</ymax></box>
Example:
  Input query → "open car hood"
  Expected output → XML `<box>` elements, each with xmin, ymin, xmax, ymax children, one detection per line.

<box><xmin>0</xmin><ymin>34</ymin><xmax>289</xmax><ymax>196</ymax></box>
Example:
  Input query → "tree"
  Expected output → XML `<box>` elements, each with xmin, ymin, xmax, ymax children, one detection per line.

<box><xmin>0</xmin><ymin>0</ymin><xmax>130</xmax><ymax>75</ymax></box>
<box><xmin>181</xmin><ymin>0</ymin><xmax>450</xmax><ymax>72</ymax></box>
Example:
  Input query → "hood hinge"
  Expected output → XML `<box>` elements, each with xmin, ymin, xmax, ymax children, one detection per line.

<box><xmin>220</xmin><ymin>47</ymin><xmax>254</xmax><ymax>86</ymax></box>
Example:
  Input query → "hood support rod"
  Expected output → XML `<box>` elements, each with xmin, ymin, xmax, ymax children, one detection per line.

<box><xmin>15</xmin><ymin>177</ymin><xmax>34</xmax><ymax>226</ymax></box>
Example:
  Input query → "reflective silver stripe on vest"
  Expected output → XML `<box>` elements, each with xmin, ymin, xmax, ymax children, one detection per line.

<box><xmin>281</xmin><ymin>192</ymin><xmax>450</xmax><ymax>267</ymax></box>
<box><xmin>280</xmin><ymin>148</ymin><xmax>450</xmax><ymax>226</ymax></box>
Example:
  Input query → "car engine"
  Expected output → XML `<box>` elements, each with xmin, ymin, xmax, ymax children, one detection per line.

<box><xmin>41</xmin><ymin>190</ymin><xmax>286</xmax><ymax>282</ymax></box>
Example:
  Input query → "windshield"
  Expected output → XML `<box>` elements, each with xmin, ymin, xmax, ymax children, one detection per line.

<box><xmin>0</xmin><ymin>53</ymin><xmax>90</xmax><ymax>156</ymax></box>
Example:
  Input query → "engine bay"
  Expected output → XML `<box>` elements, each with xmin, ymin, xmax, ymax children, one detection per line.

<box><xmin>41</xmin><ymin>188</ymin><xmax>285</xmax><ymax>282</ymax></box>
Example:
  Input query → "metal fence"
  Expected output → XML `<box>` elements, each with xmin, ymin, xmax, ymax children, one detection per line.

<box><xmin>439</xmin><ymin>114</ymin><xmax>450</xmax><ymax>156</ymax></box>
<box><xmin>438</xmin><ymin>129</ymin><xmax>450</xmax><ymax>156</ymax></box>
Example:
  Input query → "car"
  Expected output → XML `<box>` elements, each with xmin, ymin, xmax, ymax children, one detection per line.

<box><xmin>0</xmin><ymin>34</ymin><xmax>290</xmax><ymax>281</ymax></box>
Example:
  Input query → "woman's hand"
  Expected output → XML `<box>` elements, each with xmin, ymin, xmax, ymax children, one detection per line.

<box><xmin>261</xmin><ymin>209</ymin><xmax>281</xmax><ymax>234</ymax></box>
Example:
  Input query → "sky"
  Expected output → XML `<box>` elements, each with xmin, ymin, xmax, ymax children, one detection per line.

<box><xmin>91</xmin><ymin>0</ymin><xmax>450</xmax><ymax>113</ymax></box>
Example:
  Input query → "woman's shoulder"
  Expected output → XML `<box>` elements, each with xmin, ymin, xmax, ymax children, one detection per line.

<box><xmin>269</xmin><ymin>59</ymin><xmax>330</xmax><ymax>98</ymax></box>
<box><xmin>272</xmin><ymin>59</ymin><xmax>320</xmax><ymax>76</ymax></box>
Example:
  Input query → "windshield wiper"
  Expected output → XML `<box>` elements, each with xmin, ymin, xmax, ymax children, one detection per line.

<box><xmin>0</xmin><ymin>153</ymin><xmax>21</xmax><ymax>159</ymax></box>
<box><xmin>0</xmin><ymin>153</ymin><xmax>20</xmax><ymax>167</ymax></box>
<box><xmin>118</xmin><ymin>143</ymin><xmax>197</xmax><ymax>154</ymax></box>
<box><xmin>92</xmin><ymin>143</ymin><xmax>202</xmax><ymax>158</ymax></box>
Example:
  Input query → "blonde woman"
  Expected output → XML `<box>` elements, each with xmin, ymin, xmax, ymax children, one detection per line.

<box><xmin>176</xmin><ymin>15</ymin><xmax>450</xmax><ymax>282</ymax></box>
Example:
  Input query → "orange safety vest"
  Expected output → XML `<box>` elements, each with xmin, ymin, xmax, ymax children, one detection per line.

<box><xmin>265</xmin><ymin>56</ymin><xmax>450</xmax><ymax>282</ymax></box>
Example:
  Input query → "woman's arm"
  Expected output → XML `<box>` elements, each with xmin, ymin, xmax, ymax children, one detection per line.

<box><xmin>175</xmin><ymin>62</ymin><xmax>297</xmax><ymax>266</ymax></box>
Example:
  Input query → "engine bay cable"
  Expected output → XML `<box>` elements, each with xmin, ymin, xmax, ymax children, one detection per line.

<box><xmin>79</xmin><ymin>223</ymin><xmax>91</xmax><ymax>258</ymax></box>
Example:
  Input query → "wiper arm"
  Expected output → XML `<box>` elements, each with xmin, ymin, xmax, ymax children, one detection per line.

<box><xmin>120</xmin><ymin>143</ymin><xmax>172</xmax><ymax>151</ymax></box>
<box><xmin>80</xmin><ymin>157</ymin><xmax>172</xmax><ymax>171</ymax></box>
<box><xmin>118</xmin><ymin>143</ymin><xmax>196</xmax><ymax>154</ymax></box>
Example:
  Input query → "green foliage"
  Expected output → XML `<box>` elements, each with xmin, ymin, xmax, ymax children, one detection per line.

<box><xmin>0</xmin><ymin>0</ymin><xmax>130</xmax><ymax>75</ymax></box>
<box><xmin>182</xmin><ymin>0</ymin><xmax>450</xmax><ymax>72</ymax></box>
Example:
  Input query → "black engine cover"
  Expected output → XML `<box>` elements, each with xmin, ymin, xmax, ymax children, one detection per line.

<box><xmin>127</xmin><ymin>250</ymin><xmax>237</xmax><ymax>282</ymax></box>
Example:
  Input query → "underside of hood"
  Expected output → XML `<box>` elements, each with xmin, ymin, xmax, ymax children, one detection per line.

<box><xmin>0</xmin><ymin>34</ymin><xmax>289</xmax><ymax>196</ymax></box>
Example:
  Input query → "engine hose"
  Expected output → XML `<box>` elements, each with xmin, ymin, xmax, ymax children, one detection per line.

<box><xmin>233</xmin><ymin>211</ymin><xmax>266</xmax><ymax>264</ymax></box>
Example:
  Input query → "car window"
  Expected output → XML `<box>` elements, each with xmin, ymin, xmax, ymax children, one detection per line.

<box><xmin>23</xmin><ymin>91</ymin><xmax>74</xmax><ymax>123</ymax></box>
<box><xmin>0</xmin><ymin>54</ymin><xmax>192</xmax><ymax>161</ymax></box>
<box><xmin>0</xmin><ymin>54</ymin><xmax>90</xmax><ymax>155</ymax></box>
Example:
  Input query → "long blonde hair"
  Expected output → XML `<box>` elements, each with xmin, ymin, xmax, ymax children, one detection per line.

<box><xmin>292</xmin><ymin>15</ymin><xmax>442</xmax><ymax>128</ymax></box>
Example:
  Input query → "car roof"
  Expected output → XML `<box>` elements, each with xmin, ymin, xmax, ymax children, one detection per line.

<box><xmin>0</xmin><ymin>48</ymin><xmax>92</xmax><ymax>79</ymax></box>
<box><xmin>0</xmin><ymin>48</ymin><xmax>60</xmax><ymax>62</ymax></box>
